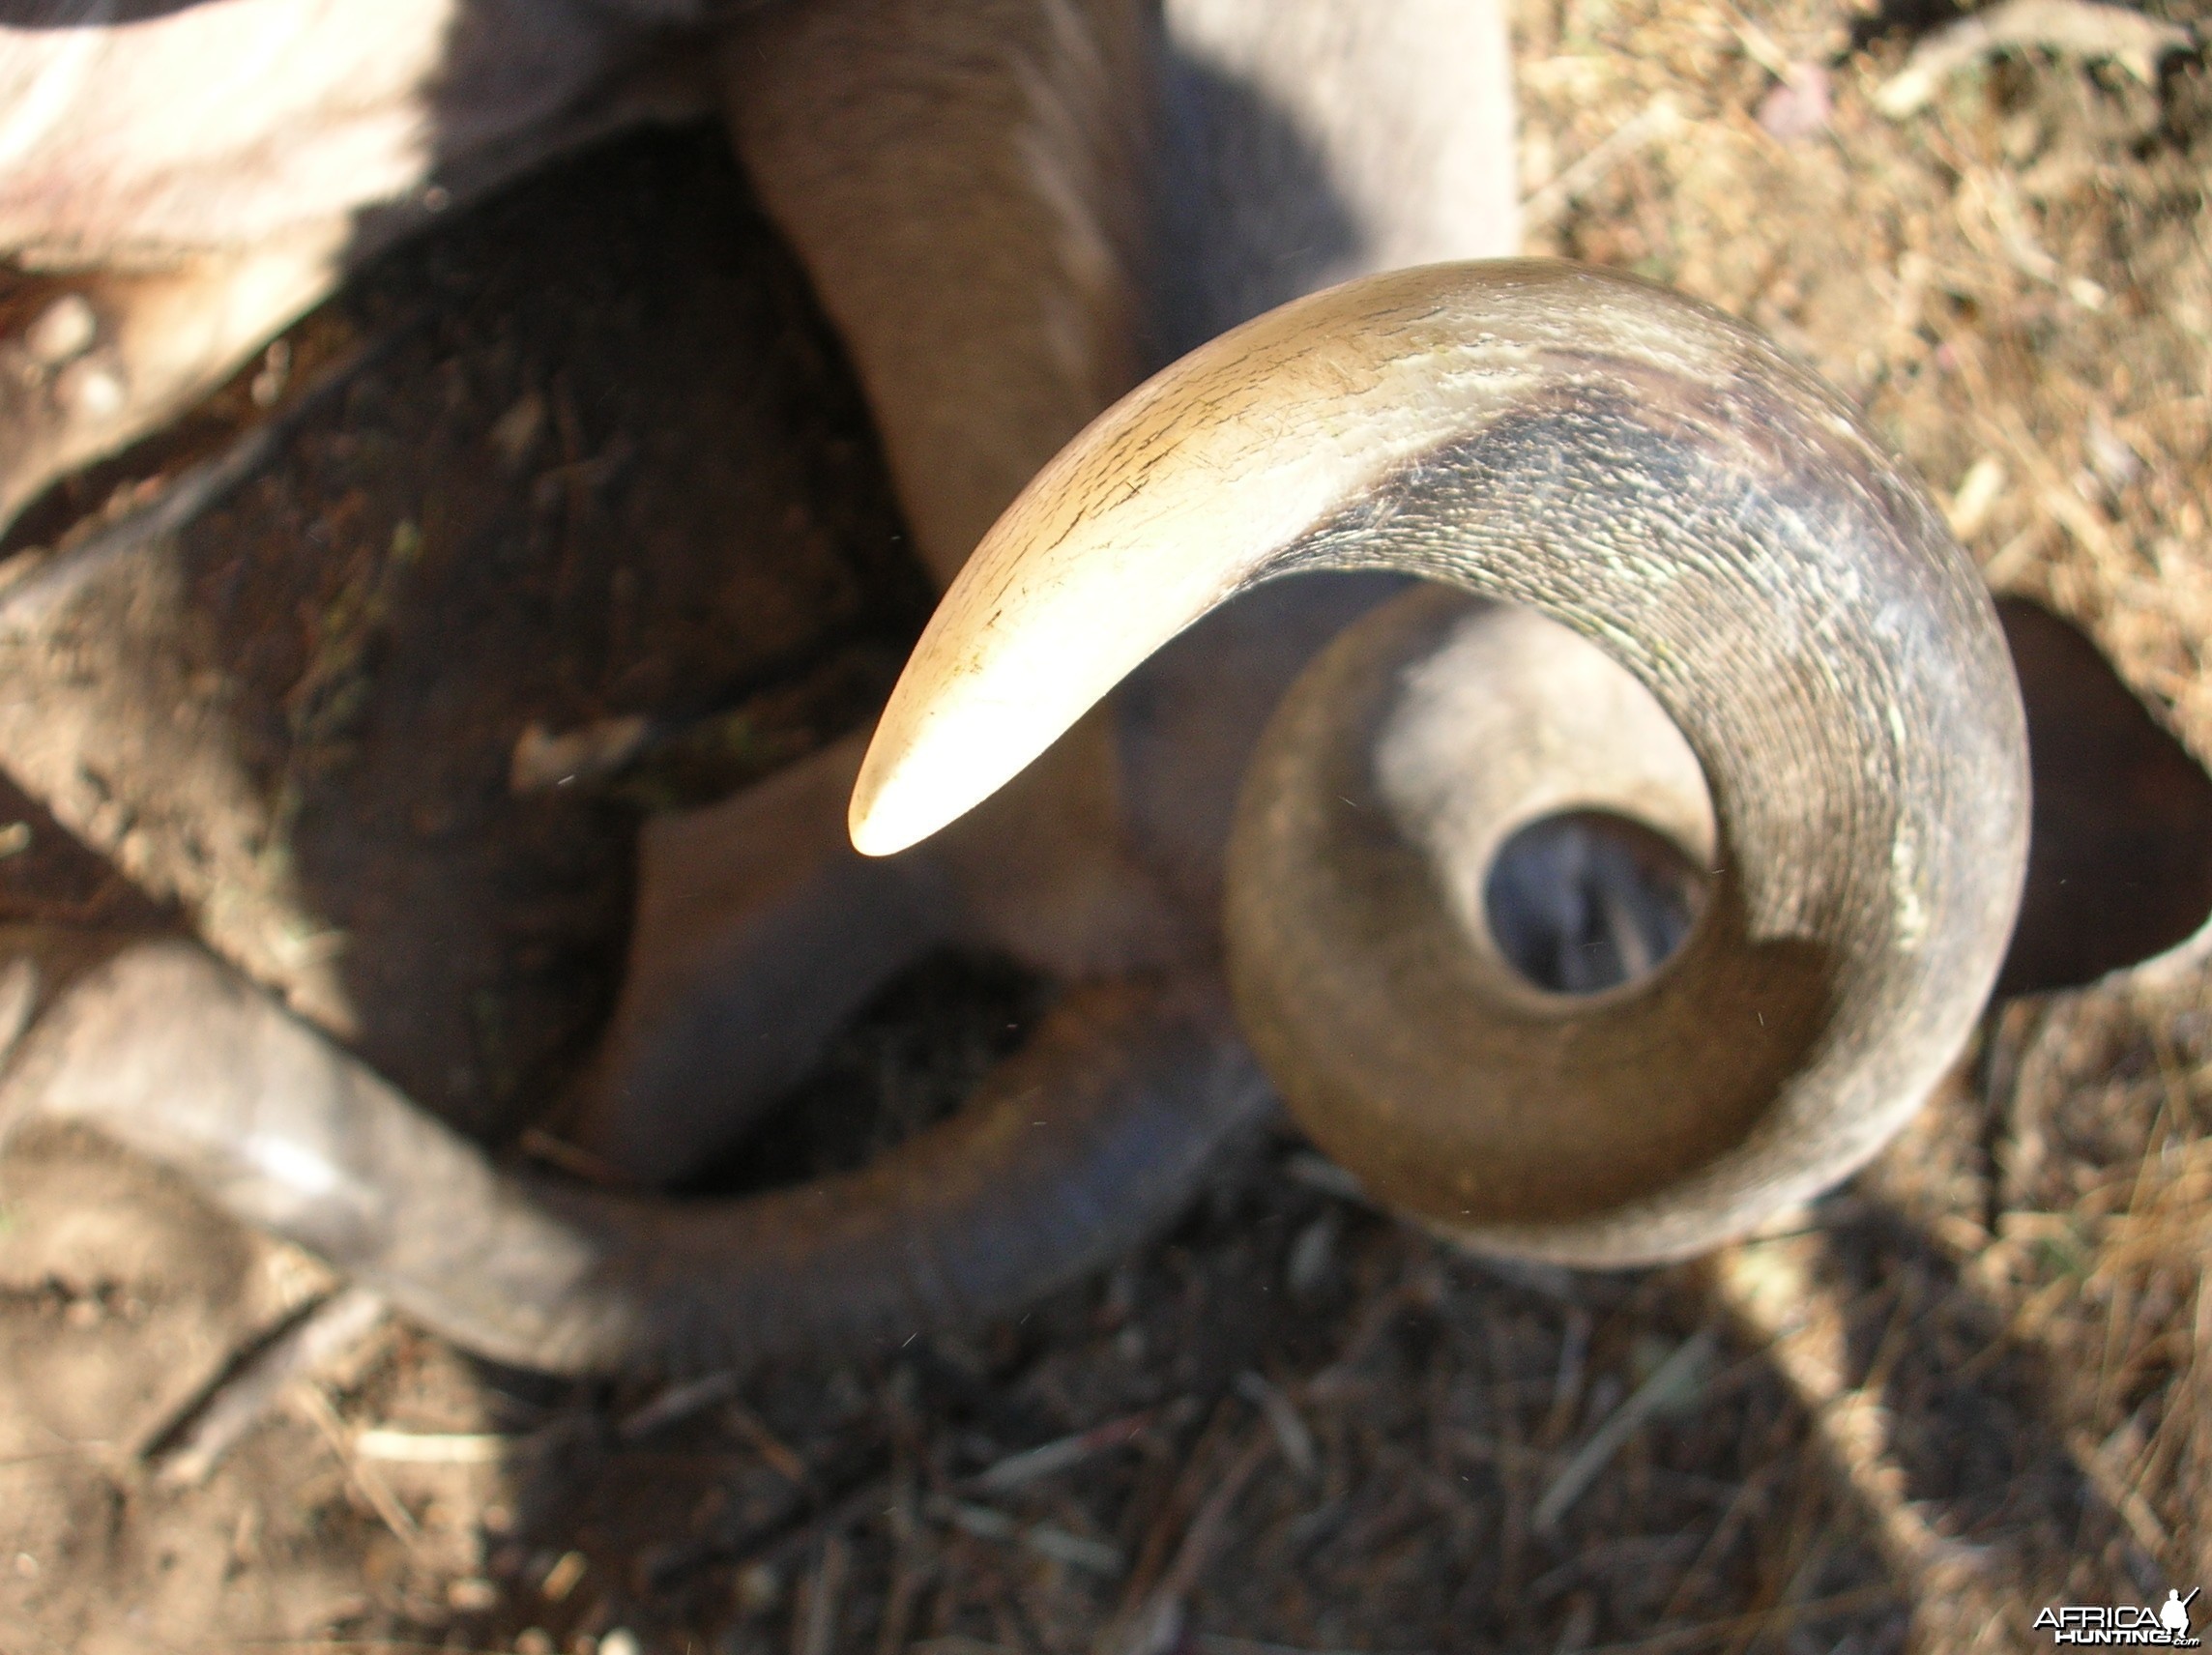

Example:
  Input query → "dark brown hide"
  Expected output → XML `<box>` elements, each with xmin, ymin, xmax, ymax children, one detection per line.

<box><xmin>1996</xmin><ymin>595</ymin><xmax>2212</xmax><ymax>997</ymax></box>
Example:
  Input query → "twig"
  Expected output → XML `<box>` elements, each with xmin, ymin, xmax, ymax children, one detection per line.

<box><xmin>1522</xmin><ymin>96</ymin><xmax>1683</xmax><ymax>234</ymax></box>
<box><xmin>352</xmin><ymin>1429</ymin><xmax>535</xmax><ymax>1466</ymax></box>
<box><xmin>926</xmin><ymin>1495</ymin><xmax>1125</xmax><ymax>1578</ymax></box>
<box><xmin>1577</xmin><ymin>1583</ymin><xmax>1898</xmax><ymax>1655</ymax></box>
<box><xmin>618</xmin><ymin>1370</ymin><xmax>739</xmax><ymax>1441</ymax></box>
<box><xmin>2069</xmin><ymin>1428</ymin><xmax>2171</xmax><ymax>1556</ymax></box>
<box><xmin>793</xmin><ymin>1533</ymin><xmax>850</xmax><ymax>1655</ymax></box>
<box><xmin>648</xmin><ymin>1465</ymin><xmax>889</xmax><ymax>1592</ymax></box>
<box><xmin>224</xmin><ymin>1642</ymin><xmax>525</xmax><ymax>1654</ymax></box>
<box><xmin>1874</xmin><ymin>0</ymin><xmax>2195</xmax><ymax>118</ymax></box>
<box><xmin>876</xmin><ymin>1475</ymin><xmax>925</xmax><ymax>1655</ymax></box>
<box><xmin>1101</xmin><ymin>1424</ymin><xmax>1274</xmax><ymax>1655</ymax></box>
<box><xmin>1236</xmin><ymin>1374</ymin><xmax>1318</xmax><ymax>1481</ymax></box>
<box><xmin>726</xmin><ymin>1399</ymin><xmax>817</xmax><ymax>1492</ymax></box>
<box><xmin>1196</xmin><ymin>1640</ymin><xmax>1435</xmax><ymax>1655</ymax></box>
<box><xmin>148</xmin><ymin>1286</ymin><xmax>390</xmax><ymax>1485</ymax></box>
<box><xmin>1304</xmin><ymin>1275</ymin><xmax>1443</xmax><ymax>1402</ymax></box>
<box><xmin>1540</xmin><ymin>1309</ymin><xmax>1595</xmax><ymax>1449</ymax></box>
<box><xmin>292</xmin><ymin>1383</ymin><xmax>420</xmax><ymax>1548</ymax></box>
<box><xmin>1658</xmin><ymin>1465</ymin><xmax>1778</xmax><ymax>1620</ymax></box>
<box><xmin>1535</xmin><ymin>1329</ymin><xmax>1718</xmax><ymax>1532</ymax></box>
<box><xmin>971</xmin><ymin>1408</ymin><xmax>1159</xmax><ymax>1493</ymax></box>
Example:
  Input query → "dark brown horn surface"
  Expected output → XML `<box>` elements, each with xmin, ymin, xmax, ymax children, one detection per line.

<box><xmin>1198</xmin><ymin>265</ymin><xmax>2030</xmax><ymax>1265</ymax></box>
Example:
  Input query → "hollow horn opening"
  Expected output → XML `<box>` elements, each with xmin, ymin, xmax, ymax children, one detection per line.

<box><xmin>1484</xmin><ymin>810</ymin><xmax>1708</xmax><ymax>997</ymax></box>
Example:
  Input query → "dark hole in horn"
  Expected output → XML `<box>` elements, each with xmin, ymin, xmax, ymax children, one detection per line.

<box><xmin>1482</xmin><ymin>809</ymin><xmax>1709</xmax><ymax>997</ymax></box>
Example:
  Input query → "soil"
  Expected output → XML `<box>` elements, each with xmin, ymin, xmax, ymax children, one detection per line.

<box><xmin>3</xmin><ymin>2</ymin><xmax>2212</xmax><ymax>1652</ymax></box>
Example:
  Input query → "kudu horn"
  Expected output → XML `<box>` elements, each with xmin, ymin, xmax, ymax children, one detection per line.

<box><xmin>856</xmin><ymin>258</ymin><xmax>2030</xmax><ymax>1266</ymax></box>
<box><xmin>0</xmin><ymin>926</ymin><xmax>1264</xmax><ymax>1375</ymax></box>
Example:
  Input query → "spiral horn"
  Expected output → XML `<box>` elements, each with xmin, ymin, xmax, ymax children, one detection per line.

<box><xmin>853</xmin><ymin>258</ymin><xmax>2029</xmax><ymax>1263</ymax></box>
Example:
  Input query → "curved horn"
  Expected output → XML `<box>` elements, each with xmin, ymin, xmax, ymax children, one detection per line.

<box><xmin>854</xmin><ymin>259</ymin><xmax>2029</xmax><ymax>1264</ymax></box>
<box><xmin>0</xmin><ymin>928</ymin><xmax>1266</xmax><ymax>1375</ymax></box>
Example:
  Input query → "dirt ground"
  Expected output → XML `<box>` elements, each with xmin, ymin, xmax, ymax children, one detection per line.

<box><xmin>4</xmin><ymin>0</ymin><xmax>2212</xmax><ymax>1651</ymax></box>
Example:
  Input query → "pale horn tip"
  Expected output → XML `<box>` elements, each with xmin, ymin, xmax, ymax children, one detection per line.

<box><xmin>845</xmin><ymin>259</ymin><xmax>1557</xmax><ymax>857</ymax></box>
<box><xmin>847</xmin><ymin>729</ymin><xmax>950</xmax><ymax>857</ymax></box>
<box><xmin>847</xmin><ymin>671</ymin><xmax>1088</xmax><ymax>857</ymax></box>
